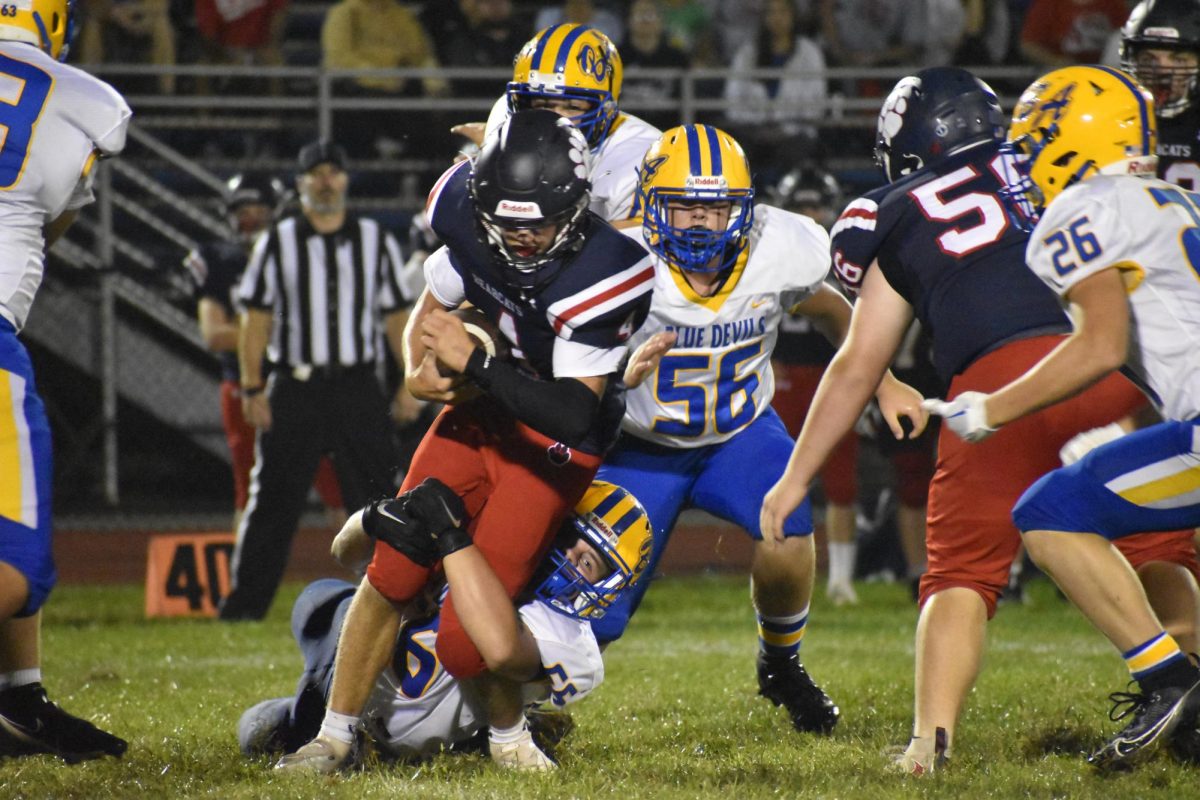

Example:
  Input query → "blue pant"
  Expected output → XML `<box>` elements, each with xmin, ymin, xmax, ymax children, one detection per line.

<box><xmin>592</xmin><ymin>408</ymin><xmax>812</xmax><ymax>643</ymax></box>
<box><xmin>0</xmin><ymin>318</ymin><xmax>55</xmax><ymax>616</ymax></box>
<box><xmin>1014</xmin><ymin>420</ymin><xmax>1200</xmax><ymax>537</ymax></box>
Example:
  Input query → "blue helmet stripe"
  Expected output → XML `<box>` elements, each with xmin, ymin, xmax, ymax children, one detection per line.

<box><xmin>686</xmin><ymin>125</ymin><xmax>703</xmax><ymax>176</ymax></box>
<box><xmin>530</xmin><ymin>25</ymin><xmax>561</xmax><ymax>72</ymax></box>
<box><xmin>590</xmin><ymin>486</ymin><xmax>629</xmax><ymax>519</ymax></box>
<box><xmin>610</xmin><ymin>505</ymin><xmax>643</xmax><ymax>535</ymax></box>
<box><xmin>1092</xmin><ymin>65</ymin><xmax>1152</xmax><ymax>155</ymax></box>
<box><xmin>554</xmin><ymin>26</ymin><xmax>590</xmax><ymax>75</ymax></box>
<box><xmin>703</xmin><ymin>126</ymin><xmax>723</xmax><ymax>176</ymax></box>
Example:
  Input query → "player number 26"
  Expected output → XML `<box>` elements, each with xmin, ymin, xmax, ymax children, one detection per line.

<box><xmin>1043</xmin><ymin>217</ymin><xmax>1102</xmax><ymax>277</ymax></box>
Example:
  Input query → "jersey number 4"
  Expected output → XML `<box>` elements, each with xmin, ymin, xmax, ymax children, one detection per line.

<box><xmin>0</xmin><ymin>54</ymin><xmax>53</xmax><ymax>190</ymax></box>
<box><xmin>909</xmin><ymin>159</ymin><xmax>1011</xmax><ymax>257</ymax></box>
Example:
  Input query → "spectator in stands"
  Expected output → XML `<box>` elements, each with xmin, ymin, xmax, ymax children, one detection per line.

<box><xmin>723</xmin><ymin>0</ymin><xmax>827</xmax><ymax>171</ymax></box>
<box><xmin>818</xmin><ymin>0</ymin><xmax>924</xmax><ymax>96</ymax></box>
<box><xmin>77</xmin><ymin>0</ymin><xmax>177</xmax><ymax>94</ymax></box>
<box><xmin>321</xmin><ymin>0</ymin><xmax>450</xmax><ymax>157</ymax></box>
<box><xmin>1018</xmin><ymin>0</ymin><xmax>1129</xmax><ymax>67</ymax></box>
<box><xmin>621</xmin><ymin>0</ymin><xmax>690</xmax><ymax>131</ymax></box>
<box><xmin>953</xmin><ymin>0</ymin><xmax>1012</xmax><ymax>68</ymax></box>
<box><xmin>437</xmin><ymin>0</ymin><xmax>527</xmax><ymax>98</ymax></box>
<box><xmin>920</xmin><ymin>0</ymin><xmax>968</xmax><ymax>66</ymax></box>
<box><xmin>194</xmin><ymin>0</ymin><xmax>290</xmax><ymax>94</ymax></box>
<box><xmin>659</xmin><ymin>0</ymin><xmax>716</xmax><ymax>57</ymax></box>
<box><xmin>708</xmin><ymin>0</ymin><xmax>762</xmax><ymax>62</ymax></box>
<box><xmin>535</xmin><ymin>0</ymin><xmax>626</xmax><ymax>46</ymax></box>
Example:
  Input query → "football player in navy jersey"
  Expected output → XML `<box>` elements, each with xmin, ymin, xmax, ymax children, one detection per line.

<box><xmin>1122</xmin><ymin>0</ymin><xmax>1200</xmax><ymax>191</ymax></box>
<box><xmin>278</xmin><ymin>110</ymin><xmax>654</xmax><ymax>773</ymax></box>
<box><xmin>760</xmin><ymin>67</ymin><xmax>1197</xmax><ymax>773</ymax></box>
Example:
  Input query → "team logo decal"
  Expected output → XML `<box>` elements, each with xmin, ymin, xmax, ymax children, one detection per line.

<box><xmin>576</xmin><ymin>45</ymin><xmax>610</xmax><ymax>83</ymax></box>
<box><xmin>878</xmin><ymin>76</ymin><xmax>921</xmax><ymax>148</ymax></box>
<box><xmin>1016</xmin><ymin>81</ymin><xmax>1075</xmax><ymax>133</ymax></box>
<box><xmin>547</xmin><ymin>442</ymin><xmax>573</xmax><ymax>466</ymax></box>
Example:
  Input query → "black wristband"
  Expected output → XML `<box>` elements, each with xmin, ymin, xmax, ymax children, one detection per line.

<box><xmin>241</xmin><ymin>385</ymin><xmax>265</xmax><ymax>398</ymax></box>
<box><xmin>436</xmin><ymin>527</ymin><xmax>473</xmax><ymax>559</ymax></box>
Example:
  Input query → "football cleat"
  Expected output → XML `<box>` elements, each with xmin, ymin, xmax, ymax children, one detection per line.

<box><xmin>526</xmin><ymin>706</ymin><xmax>576</xmax><ymax>755</ymax></box>
<box><xmin>237</xmin><ymin>697</ymin><xmax>292</xmax><ymax>758</ymax></box>
<box><xmin>1088</xmin><ymin>678</ymin><xmax>1200</xmax><ymax>770</ymax></box>
<box><xmin>890</xmin><ymin>727</ymin><xmax>950</xmax><ymax>775</ymax></box>
<box><xmin>0</xmin><ymin>682</ymin><xmax>127</xmax><ymax>763</ymax></box>
<box><xmin>489</xmin><ymin>728</ymin><xmax>558</xmax><ymax>771</ymax></box>
<box><xmin>756</xmin><ymin>652</ymin><xmax>840</xmax><ymax>734</ymax></box>
<box><xmin>274</xmin><ymin>734</ymin><xmax>356</xmax><ymax>774</ymax></box>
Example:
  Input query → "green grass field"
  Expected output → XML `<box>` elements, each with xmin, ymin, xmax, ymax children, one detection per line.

<box><xmin>2</xmin><ymin>575</ymin><xmax>1197</xmax><ymax>799</ymax></box>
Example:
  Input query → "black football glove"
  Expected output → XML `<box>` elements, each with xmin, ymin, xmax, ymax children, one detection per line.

<box><xmin>361</xmin><ymin>496</ymin><xmax>439</xmax><ymax>567</ymax></box>
<box><xmin>403</xmin><ymin>478</ymin><xmax>473</xmax><ymax>558</ymax></box>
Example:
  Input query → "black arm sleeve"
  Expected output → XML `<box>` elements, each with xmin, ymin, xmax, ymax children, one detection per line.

<box><xmin>464</xmin><ymin>349</ymin><xmax>600</xmax><ymax>446</ymax></box>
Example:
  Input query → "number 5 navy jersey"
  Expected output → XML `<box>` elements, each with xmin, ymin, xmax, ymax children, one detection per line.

<box><xmin>422</xmin><ymin>160</ymin><xmax>655</xmax><ymax>455</ymax></box>
<box><xmin>830</xmin><ymin>141</ymin><xmax>1070</xmax><ymax>385</ymax></box>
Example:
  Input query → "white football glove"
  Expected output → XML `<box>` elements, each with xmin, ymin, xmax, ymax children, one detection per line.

<box><xmin>1059</xmin><ymin>422</ymin><xmax>1127</xmax><ymax>466</ymax></box>
<box><xmin>921</xmin><ymin>392</ymin><xmax>996</xmax><ymax>443</ymax></box>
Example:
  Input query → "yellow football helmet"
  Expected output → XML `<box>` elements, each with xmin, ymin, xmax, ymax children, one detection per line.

<box><xmin>536</xmin><ymin>481</ymin><xmax>653</xmax><ymax>620</ymax></box>
<box><xmin>1002</xmin><ymin>65</ymin><xmax>1158</xmax><ymax>227</ymax></box>
<box><xmin>636</xmin><ymin>124</ymin><xmax>755</xmax><ymax>274</ymax></box>
<box><xmin>0</xmin><ymin>0</ymin><xmax>73</xmax><ymax>61</ymax></box>
<box><xmin>507</xmin><ymin>24</ymin><xmax>622</xmax><ymax>150</ymax></box>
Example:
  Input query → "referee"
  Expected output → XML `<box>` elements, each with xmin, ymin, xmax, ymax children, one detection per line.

<box><xmin>219</xmin><ymin>140</ymin><xmax>409</xmax><ymax>621</ymax></box>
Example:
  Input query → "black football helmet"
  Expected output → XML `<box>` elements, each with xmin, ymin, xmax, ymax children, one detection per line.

<box><xmin>223</xmin><ymin>173</ymin><xmax>283</xmax><ymax>242</ymax></box>
<box><xmin>469</xmin><ymin>109</ymin><xmax>592</xmax><ymax>288</ymax></box>
<box><xmin>224</xmin><ymin>173</ymin><xmax>283</xmax><ymax>214</ymax></box>
<box><xmin>769</xmin><ymin>163</ymin><xmax>843</xmax><ymax>228</ymax></box>
<box><xmin>874</xmin><ymin>67</ymin><xmax>1006</xmax><ymax>184</ymax></box>
<box><xmin>1120</xmin><ymin>0</ymin><xmax>1200</xmax><ymax>118</ymax></box>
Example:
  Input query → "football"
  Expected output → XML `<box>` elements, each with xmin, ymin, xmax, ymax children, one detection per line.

<box><xmin>436</xmin><ymin>307</ymin><xmax>508</xmax><ymax>378</ymax></box>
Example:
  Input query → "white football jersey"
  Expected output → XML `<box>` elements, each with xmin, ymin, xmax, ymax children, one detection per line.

<box><xmin>361</xmin><ymin>601</ymin><xmax>603</xmax><ymax>759</ymax></box>
<box><xmin>1027</xmin><ymin>175</ymin><xmax>1200</xmax><ymax>421</ymax></box>
<box><xmin>0</xmin><ymin>42</ymin><xmax>130</xmax><ymax>331</ymax></box>
<box><xmin>622</xmin><ymin>205</ymin><xmax>832</xmax><ymax>448</ymax></box>
<box><xmin>483</xmin><ymin>96</ymin><xmax>660</xmax><ymax>223</ymax></box>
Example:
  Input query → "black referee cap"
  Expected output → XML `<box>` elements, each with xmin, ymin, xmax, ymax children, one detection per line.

<box><xmin>298</xmin><ymin>139</ymin><xmax>348</xmax><ymax>174</ymax></box>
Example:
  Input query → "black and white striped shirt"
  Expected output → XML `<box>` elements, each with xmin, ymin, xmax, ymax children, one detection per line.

<box><xmin>237</xmin><ymin>214</ymin><xmax>408</xmax><ymax>368</ymax></box>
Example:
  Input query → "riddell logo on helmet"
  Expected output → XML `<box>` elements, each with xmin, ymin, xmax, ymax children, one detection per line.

<box><xmin>686</xmin><ymin>175</ymin><xmax>727</xmax><ymax>190</ymax></box>
<box><xmin>496</xmin><ymin>200</ymin><xmax>544</xmax><ymax>219</ymax></box>
<box><xmin>1143</xmin><ymin>27</ymin><xmax>1181</xmax><ymax>40</ymax></box>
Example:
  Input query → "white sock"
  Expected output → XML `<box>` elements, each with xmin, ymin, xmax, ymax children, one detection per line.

<box><xmin>489</xmin><ymin>715</ymin><xmax>528</xmax><ymax>745</ymax></box>
<box><xmin>0</xmin><ymin>668</ymin><xmax>41</xmax><ymax>690</ymax></box>
<box><xmin>319</xmin><ymin>709</ymin><xmax>359</xmax><ymax>745</ymax></box>
<box><xmin>828</xmin><ymin>541</ymin><xmax>857</xmax><ymax>585</ymax></box>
